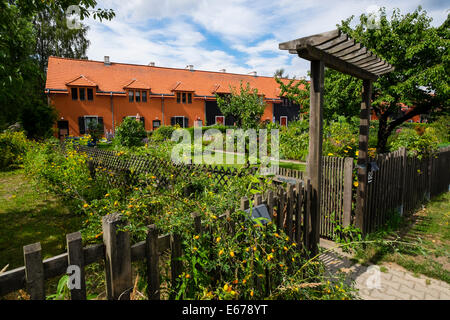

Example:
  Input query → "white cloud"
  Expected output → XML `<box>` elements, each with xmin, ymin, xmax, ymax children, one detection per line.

<box><xmin>86</xmin><ymin>0</ymin><xmax>448</xmax><ymax>78</ymax></box>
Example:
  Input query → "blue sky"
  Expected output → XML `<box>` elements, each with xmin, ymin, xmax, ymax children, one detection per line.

<box><xmin>85</xmin><ymin>0</ymin><xmax>449</xmax><ymax>78</ymax></box>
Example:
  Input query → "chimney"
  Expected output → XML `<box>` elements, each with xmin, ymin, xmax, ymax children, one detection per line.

<box><xmin>186</xmin><ymin>65</ymin><xmax>194</xmax><ymax>71</ymax></box>
<box><xmin>248</xmin><ymin>71</ymin><xmax>257</xmax><ymax>76</ymax></box>
<box><xmin>104</xmin><ymin>56</ymin><xmax>111</xmax><ymax>65</ymax></box>
<box><xmin>149</xmin><ymin>62</ymin><xmax>155</xmax><ymax>66</ymax></box>
<box><xmin>219</xmin><ymin>69</ymin><xmax>226</xmax><ymax>73</ymax></box>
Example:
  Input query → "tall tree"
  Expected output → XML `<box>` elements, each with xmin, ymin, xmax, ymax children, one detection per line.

<box><xmin>0</xmin><ymin>0</ymin><xmax>114</xmax><ymax>137</ymax></box>
<box><xmin>33</xmin><ymin>6</ymin><xmax>90</xmax><ymax>89</ymax></box>
<box><xmin>338</xmin><ymin>7</ymin><xmax>449</xmax><ymax>152</ymax></box>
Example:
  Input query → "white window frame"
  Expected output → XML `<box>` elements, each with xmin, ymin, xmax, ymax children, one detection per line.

<box><xmin>84</xmin><ymin>115</ymin><xmax>98</xmax><ymax>130</ymax></box>
<box><xmin>280</xmin><ymin>116</ymin><xmax>288</xmax><ymax>127</ymax></box>
<box><xmin>215</xmin><ymin>115</ymin><xmax>225</xmax><ymax>125</ymax></box>
<box><xmin>173</xmin><ymin>116</ymin><xmax>187</xmax><ymax>128</ymax></box>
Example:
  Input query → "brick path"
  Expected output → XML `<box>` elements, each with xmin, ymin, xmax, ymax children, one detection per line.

<box><xmin>319</xmin><ymin>239</ymin><xmax>450</xmax><ymax>300</ymax></box>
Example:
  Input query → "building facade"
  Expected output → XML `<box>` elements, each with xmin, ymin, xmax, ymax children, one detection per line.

<box><xmin>45</xmin><ymin>56</ymin><xmax>302</xmax><ymax>138</ymax></box>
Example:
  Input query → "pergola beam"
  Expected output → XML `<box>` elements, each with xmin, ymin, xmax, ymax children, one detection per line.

<box><xmin>296</xmin><ymin>44</ymin><xmax>378</xmax><ymax>81</ymax></box>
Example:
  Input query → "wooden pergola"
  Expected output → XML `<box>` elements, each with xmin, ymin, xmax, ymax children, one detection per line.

<box><xmin>279</xmin><ymin>29</ymin><xmax>394</xmax><ymax>252</ymax></box>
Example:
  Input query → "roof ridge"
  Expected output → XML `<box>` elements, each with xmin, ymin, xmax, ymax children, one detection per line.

<box><xmin>48</xmin><ymin>56</ymin><xmax>283</xmax><ymax>80</ymax></box>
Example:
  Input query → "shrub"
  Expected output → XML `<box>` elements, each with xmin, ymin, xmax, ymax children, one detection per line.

<box><xmin>279</xmin><ymin>120</ymin><xmax>309</xmax><ymax>161</ymax></box>
<box><xmin>115</xmin><ymin>117</ymin><xmax>147</xmax><ymax>147</ymax></box>
<box><xmin>388</xmin><ymin>127</ymin><xmax>439</xmax><ymax>158</ymax></box>
<box><xmin>150</xmin><ymin>125</ymin><xmax>176</xmax><ymax>142</ymax></box>
<box><xmin>323</xmin><ymin>117</ymin><xmax>358</xmax><ymax>158</ymax></box>
<box><xmin>0</xmin><ymin>131</ymin><xmax>29</xmax><ymax>171</ymax></box>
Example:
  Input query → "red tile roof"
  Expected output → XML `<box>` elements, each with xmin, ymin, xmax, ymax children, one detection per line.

<box><xmin>46</xmin><ymin>56</ymin><xmax>302</xmax><ymax>99</ymax></box>
<box><xmin>65</xmin><ymin>74</ymin><xmax>97</xmax><ymax>87</ymax></box>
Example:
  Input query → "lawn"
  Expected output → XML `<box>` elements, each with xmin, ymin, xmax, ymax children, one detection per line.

<box><xmin>353</xmin><ymin>192</ymin><xmax>450</xmax><ymax>283</ymax></box>
<box><xmin>0</xmin><ymin>169</ymin><xmax>83</xmax><ymax>270</ymax></box>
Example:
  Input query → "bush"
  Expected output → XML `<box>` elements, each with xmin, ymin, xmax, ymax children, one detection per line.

<box><xmin>279</xmin><ymin>120</ymin><xmax>309</xmax><ymax>161</ymax></box>
<box><xmin>150</xmin><ymin>125</ymin><xmax>176</xmax><ymax>142</ymax></box>
<box><xmin>323</xmin><ymin>117</ymin><xmax>359</xmax><ymax>158</ymax></box>
<box><xmin>388</xmin><ymin>127</ymin><xmax>439</xmax><ymax>158</ymax></box>
<box><xmin>0</xmin><ymin>131</ymin><xmax>29</xmax><ymax>171</ymax></box>
<box><xmin>115</xmin><ymin>118</ymin><xmax>147</xmax><ymax>147</ymax></box>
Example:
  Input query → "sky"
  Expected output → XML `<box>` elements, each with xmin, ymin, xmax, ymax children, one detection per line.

<box><xmin>83</xmin><ymin>0</ymin><xmax>449</xmax><ymax>79</ymax></box>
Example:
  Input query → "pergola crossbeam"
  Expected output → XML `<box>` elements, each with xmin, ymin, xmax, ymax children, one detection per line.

<box><xmin>280</xmin><ymin>29</ymin><xmax>394</xmax><ymax>79</ymax></box>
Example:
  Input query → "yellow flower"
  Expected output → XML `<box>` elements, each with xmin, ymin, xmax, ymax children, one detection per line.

<box><xmin>328</xmin><ymin>153</ymin><xmax>333</xmax><ymax>156</ymax></box>
<box><xmin>83</xmin><ymin>203</ymin><xmax>89</xmax><ymax>208</ymax></box>
<box><xmin>283</xmin><ymin>246</ymin><xmax>288</xmax><ymax>251</ymax></box>
<box><xmin>114</xmin><ymin>201</ymin><xmax>119</xmax><ymax>206</ymax></box>
<box><xmin>185</xmin><ymin>274</ymin><xmax>190</xmax><ymax>279</ymax></box>
<box><xmin>211</xmin><ymin>215</ymin><xmax>217</xmax><ymax>219</ymax></box>
<box><xmin>216</xmin><ymin>237</ymin><xmax>221</xmax><ymax>243</ymax></box>
<box><xmin>274</xmin><ymin>233</ymin><xmax>279</xmax><ymax>238</ymax></box>
<box><xmin>193</xmin><ymin>247</ymin><xmax>198</xmax><ymax>252</ymax></box>
<box><xmin>266</xmin><ymin>254</ymin><xmax>273</xmax><ymax>261</ymax></box>
<box><xmin>252</xmin><ymin>246</ymin><xmax>257</xmax><ymax>251</ymax></box>
<box><xmin>250</xmin><ymin>290</ymin><xmax>254</xmax><ymax>297</ymax></box>
<box><xmin>194</xmin><ymin>235</ymin><xmax>200</xmax><ymax>240</ymax></box>
<box><xmin>219</xmin><ymin>249</ymin><xmax>224</xmax><ymax>255</ymax></box>
<box><xmin>355</xmin><ymin>151</ymin><xmax>359</xmax><ymax>156</ymax></box>
<box><xmin>353</xmin><ymin>181</ymin><xmax>359</xmax><ymax>187</ymax></box>
<box><xmin>105</xmin><ymin>193</ymin><xmax>110</xmax><ymax>197</ymax></box>
<box><xmin>230</xmin><ymin>251</ymin><xmax>235</xmax><ymax>257</ymax></box>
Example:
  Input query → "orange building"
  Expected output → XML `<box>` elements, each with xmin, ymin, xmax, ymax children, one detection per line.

<box><xmin>45</xmin><ymin>56</ymin><xmax>303</xmax><ymax>138</ymax></box>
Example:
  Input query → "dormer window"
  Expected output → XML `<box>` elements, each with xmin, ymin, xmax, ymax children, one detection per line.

<box><xmin>176</xmin><ymin>92</ymin><xmax>192</xmax><ymax>104</ymax></box>
<box><xmin>71</xmin><ymin>87</ymin><xmax>94</xmax><ymax>101</ymax></box>
<box><xmin>87</xmin><ymin>88</ymin><xmax>93</xmax><ymax>101</ymax></box>
<box><xmin>128</xmin><ymin>90</ymin><xmax>149</xmax><ymax>103</ymax></box>
<box><xmin>79</xmin><ymin>88</ymin><xmax>85</xmax><ymax>101</ymax></box>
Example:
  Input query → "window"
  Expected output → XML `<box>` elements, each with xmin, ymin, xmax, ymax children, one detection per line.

<box><xmin>136</xmin><ymin>91</ymin><xmax>140</xmax><ymax>102</ymax></box>
<box><xmin>171</xmin><ymin>116</ymin><xmax>188</xmax><ymax>128</ymax></box>
<box><xmin>87</xmin><ymin>88</ymin><xmax>94</xmax><ymax>101</ymax></box>
<box><xmin>79</xmin><ymin>88</ymin><xmax>85</xmax><ymax>101</ymax></box>
<box><xmin>152</xmin><ymin>119</ymin><xmax>161</xmax><ymax>130</ymax></box>
<box><xmin>71</xmin><ymin>88</ymin><xmax>78</xmax><ymax>100</ymax></box>
<box><xmin>84</xmin><ymin>116</ymin><xmax>98</xmax><ymax>131</ymax></box>
<box><xmin>142</xmin><ymin>91</ymin><xmax>147</xmax><ymax>102</ymax></box>
<box><xmin>176</xmin><ymin>92</ymin><xmax>192</xmax><ymax>104</ymax></box>
<box><xmin>129</xmin><ymin>90</ymin><xmax>134</xmax><ymax>102</ymax></box>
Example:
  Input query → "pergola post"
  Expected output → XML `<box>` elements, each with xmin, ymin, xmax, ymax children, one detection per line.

<box><xmin>355</xmin><ymin>79</ymin><xmax>372</xmax><ymax>234</ymax></box>
<box><xmin>306</xmin><ymin>60</ymin><xmax>324</xmax><ymax>255</ymax></box>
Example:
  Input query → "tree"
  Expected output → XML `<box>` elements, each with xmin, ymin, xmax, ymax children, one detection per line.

<box><xmin>274</xmin><ymin>68</ymin><xmax>289</xmax><ymax>79</ymax></box>
<box><xmin>115</xmin><ymin>117</ymin><xmax>147</xmax><ymax>147</ymax></box>
<box><xmin>216</xmin><ymin>81</ymin><xmax>266</xmax><ymax>129</ymax></box>
<box><xmin>33</xmin><ymin>6</ymin><xmax>91</xmax><ymax>89</ymax></box>
<box><xmin>274</xmin><ymin>76</ymin><xmax>310</xmax><ymax>117</ymax></box>
<box><xmin>0</xmin><ymin>0</ymin><xmax>114</xmax><ymax>138</ymax></box>
<box><xmin>337</xmin><ymin>7</ymin><xmax>449</xmax><ymax>152</ymax></box>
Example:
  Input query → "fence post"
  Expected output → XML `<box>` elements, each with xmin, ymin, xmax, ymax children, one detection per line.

<box><xmin>170</xmin><ymin>233</ymin><xmax>183</xmax><ymax>299</ymax></box>
<box><xmin>399</xmin><ymin>147</ymin><xmax>407</xmax><ymax>216</ymax></box>
<box><xmin>191</xmin><ymin>212</ymin><xmax>202</xmax><ymax>234</ymax></box>
<box><xmin>102</xmin><ymin>213</ymin><xmax>132</xmax><ymax>300</ymax></box>
<box><xmin>342</xmin><ymin>157</ymin><xmax>354</xmax><ymax>227</ymax></box>
<box><xmin>23</xmin><ymin>242</ymin><xmax>45</xmax><ymax>300</ymax></box>
<box><xmin>240</xmin><ymin>197</ymin><xmax>249</xmax><ymax>211</ymax></box>
<box><xmin>146</xmin><ymin>224</ymin><xmax>160</xmax><ymax>300</ymax></box>
<box><xmin>66</xmin><ymin>232</ymin><xmax>86</xmax><ymax>300</ymax></box>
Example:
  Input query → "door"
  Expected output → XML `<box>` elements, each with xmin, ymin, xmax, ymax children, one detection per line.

<box><xmin>280</xmin><ymin>116</ymin><xmax>288</xmax><ymax>127</ymax></box>
<box><xmin>57</xmin><ymin>120</ymin><xmax>69</xmax><ymax>139</ymax></box>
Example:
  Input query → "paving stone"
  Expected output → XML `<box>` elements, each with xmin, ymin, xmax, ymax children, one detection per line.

<box><xmin>399</xmin><ymin>284</ymin><xmax>425</xmax><ymax>299</ymax></box>
<box><xmin>385</xmin><ymin>287</ymin><xmax>411</xmax><ymax>300</ymax></box>
<box><xmin>390</xmin><ymin>275</ymin><xmax>416</xmax><ymax>289</ymax></box>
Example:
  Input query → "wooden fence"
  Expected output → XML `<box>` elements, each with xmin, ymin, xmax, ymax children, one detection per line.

<box><xmin>0</xmin><ymin>184</ymin><xmax>315</xmax><ymax>300</ymax></box>
<box><xmin>78</xmin><ymin>146</ymin><xmax>354</xmax><ymax>239</ymax></box>
<box><xmin>76</xmin><ymin>145</ymin><xmax>256</xmax><ymax>188</ymax></box>
<box><xmin>363</xmin><ymin>146</ymin><xmax>450</xmax><ymax>233</ymax></box>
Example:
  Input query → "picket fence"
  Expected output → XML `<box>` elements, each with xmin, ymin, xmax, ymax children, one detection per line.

<box><xmin>0</xmin><ymin>184</ymin><xmax>315</xmax><ymax>300</ymax></box>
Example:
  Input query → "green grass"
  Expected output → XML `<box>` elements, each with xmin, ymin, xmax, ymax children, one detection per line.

<box><xmin>353</xmin><ymin>192</ymin><xmax>450</xmax><ymax>283</ymax></box>
<box><xmin>0</xmin><ymin>169</ymin><xmax>83</xmax><ymax>270</ymax></box>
